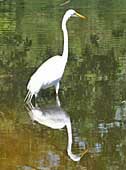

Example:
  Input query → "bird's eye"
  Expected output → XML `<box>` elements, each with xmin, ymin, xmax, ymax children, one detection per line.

<box><xmin>72</xmin><ymin>13</ymin><xmax>77</xmax><ymax>17</ymax></box>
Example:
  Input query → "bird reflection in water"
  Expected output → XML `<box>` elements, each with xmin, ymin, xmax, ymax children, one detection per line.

<box><xmin>26</xmin><ymin>97</ymin><xmax>88</xmax><ymax>162</ymax></box>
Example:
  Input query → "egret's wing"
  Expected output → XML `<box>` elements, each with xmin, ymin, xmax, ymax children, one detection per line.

<box><xmin>27</xmin><ymin>56</ymin><xmax>65</xmax><ymax>92</ymax></box>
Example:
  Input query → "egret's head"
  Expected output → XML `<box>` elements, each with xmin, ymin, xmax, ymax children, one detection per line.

<box><xmin>65</xmin><ymin>9</ymin><xmax>87</xmax><ymax>19</ymax></box>
<box><xmin>62</xmin><ymin>9</ymin><xmax>87</xmax><ymax>30</ymax></box>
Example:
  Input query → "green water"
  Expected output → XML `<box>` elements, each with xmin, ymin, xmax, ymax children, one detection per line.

<box><xmin>0</xmin><ymin>0</ymin><xmax>126</xmax><ymax>169</ymax></box>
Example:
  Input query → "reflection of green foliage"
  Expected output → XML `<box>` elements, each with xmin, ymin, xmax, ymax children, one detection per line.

<box><xmin>0</xmin><ymin>0</ymin><xmax>16</xmax><ymax>33</ymax></box>
<box><xmin>0</xmin><ymin>17</ymin><xmax>16</xmax><ymax>33</ymax></box>
<box><xmin>0</xmin><ymin>33</ymin><xmax>32</xmax><ymax>74</ymax></box>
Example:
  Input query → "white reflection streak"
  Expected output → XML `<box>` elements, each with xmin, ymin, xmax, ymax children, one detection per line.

<box><xmin>26</xmin><ymin>99</ymin><xmax>87</xmax><ymax>161</ymax></box>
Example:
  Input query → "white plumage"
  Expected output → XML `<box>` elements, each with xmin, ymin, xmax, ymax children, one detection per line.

<box><xmin>27</xmin><ymin>56</ymin><xmax>66</xmax><ymax>94</ymax></box>
<box><xmin>25</xmin><ymin>9</ymin><xmax>86</xmax><ymax>103</ymax></box>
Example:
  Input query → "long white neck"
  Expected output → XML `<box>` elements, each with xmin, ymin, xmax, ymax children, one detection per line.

<box><xmin>62</xmin><ymin>15</ymin><xmax>69</xmax><ymax>62</ymax></box>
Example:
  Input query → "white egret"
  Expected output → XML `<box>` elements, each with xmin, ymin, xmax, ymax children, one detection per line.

<box><xmin>25</xmin><ymin>9</ymin><xmax>86</xmax><ymax>103</ymax></box>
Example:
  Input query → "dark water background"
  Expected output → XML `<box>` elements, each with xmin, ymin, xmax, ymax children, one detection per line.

<box><xmin>0</xmin><ymin>0</ymin><xmax>126</xmax><ymax>169</ymax></box>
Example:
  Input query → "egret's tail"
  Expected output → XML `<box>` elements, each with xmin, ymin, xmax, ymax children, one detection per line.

<box><xmin>24</xmin><ymin>91</ymin><xmax>30</xmax><ymax>102</ymax></box>
<box><xmin>24</xmin><ymin>90</ymin><xmax>33</xmax><ymax>103</ymax></box>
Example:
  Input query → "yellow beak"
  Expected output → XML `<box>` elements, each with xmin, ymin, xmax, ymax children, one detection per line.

<box><xmin>76</xmin><ymin>12</ymin><xmax>87</xmax><ymax>19</ymax></box>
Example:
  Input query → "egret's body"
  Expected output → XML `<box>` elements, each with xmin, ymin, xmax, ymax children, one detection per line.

<box><xmin>25</xmin><ymin>9</ymin><xmax>86</xmax><ymax>103</ymax></box>
<box><xmin>27</xmin><ymin>55</ymin><xmax>65</xmax><ymax>95</ymax></box>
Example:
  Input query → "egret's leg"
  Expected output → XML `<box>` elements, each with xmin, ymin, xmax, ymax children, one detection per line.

<box><xmin>35</xmin><ymin>93</ymin><xmax>37</xmax><ymax>98</ymax></box>
<box><xmin>24</xmin><ymin>91</ymin><xmax>30</xmax><ymax>102</ymax></box>
<box><xmin>55</xmin><ymin>82</ymin><xmax>60</xmax><ymax>96</ymax></box>
<box><xmin>29</xmin><ymin>93</ymin><xmax>33</xmax><ymax>103</ymax></box>
<box><xmin>34</xmin><ymin>93</ymin><xmax>38</xmax><ymax>107</ymax></box>
<box><xmin>25</xmin><ymin>92</ymin><xmax>33</xmax><ymax>104</ymax></box>
<box><xmin>27</xmin><ymin>99</ymin><xmax>33</xmax><ymax>109</ymax></box>
<box><xmin>56</xmin><ymin>95</ymin><xmax>61</xmax><ymax>107</ymax></box>
<box><xmin>25</xmin><ymin>91</ymin><xmax>32</xmax><ymax>103</ymax></box>
<box><xmin>35</xmin><ymin>93</ymin><xmax>38</xmax><ymax>102</ymax></box>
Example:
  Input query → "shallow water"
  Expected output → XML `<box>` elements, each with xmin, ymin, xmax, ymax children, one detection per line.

<box><xmin>0</xmin><ymin>0</ymin><xmax>126</xmax><ymax>169</ymax></box>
